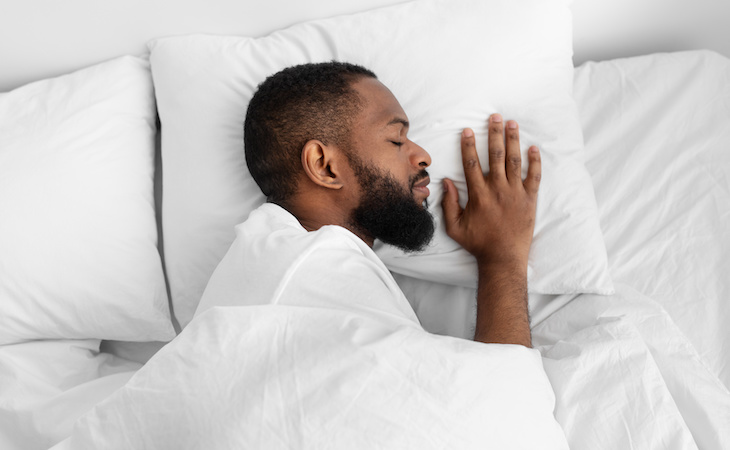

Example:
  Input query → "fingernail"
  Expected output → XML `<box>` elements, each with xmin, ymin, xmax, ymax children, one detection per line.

<box><xmin>507</xmin><ymin>120</ymin><xmax>517</xmax><ymax>129</ymax></box>
<box><xmin>491</xmin><ymin>113</ymin><xmax>502</xmax><ymax>123</ymax></box>
<box><xmin>463</xmin><ymin>128</ymin><xmax>473</xmax><ymax>137</ymax></box>
<box><xmin>442</xmin><ymin>179</ymin><xmax>449</xmax><ymax>191</ymax></box>
<box><xmin>529</xmin><ymin>146</ymin><xmax>539</xmax><ymax>153</ymax></box>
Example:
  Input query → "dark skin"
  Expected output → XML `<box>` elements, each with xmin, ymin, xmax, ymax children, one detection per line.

<box><xmin>287</xmin><ymin>77</ymin><xmax>431</xmax><ymax>243</ymax></box>
<box><xmin>286</xmin><ymin>78</ymin><xmax>540</xmax><ymax>347</ymax></box>
<box><xmin>442</xmin><ymin>117</ymin><xmax>540</xmax><ymax>348</ymax></box>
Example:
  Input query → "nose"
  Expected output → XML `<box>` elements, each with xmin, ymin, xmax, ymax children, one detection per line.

<box><xmin>410</xmin><ymin>141</ymin><xmax>431</xmax><ymax>169</ymax></box>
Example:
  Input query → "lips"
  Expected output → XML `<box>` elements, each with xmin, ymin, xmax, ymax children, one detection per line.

<box><xmin>412</xmin><ymin>177</ymin><xmax>430</xmax><ymax>189</ymax></box>
<box><xmin>412</xmin><ymin>176</ymin><xmax>431</xmax><ymax>197</ymax></box>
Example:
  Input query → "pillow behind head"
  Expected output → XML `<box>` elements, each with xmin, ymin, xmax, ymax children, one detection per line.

<box><xmin>149</xmin><ymin>0</ymin><xmax>614</xmax><ymax>329</ymax></box>
<box><xmin>0</xmin><ymin>56</ymin><xmax>175</xmax><ymax>344</ymax></box>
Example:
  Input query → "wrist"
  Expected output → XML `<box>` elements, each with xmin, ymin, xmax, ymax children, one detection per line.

<box><xmin>475</xmin><ymin>254</ymin><xmax>528</xmax><ymax>277</ymax></box>
<box><xmin>474</xmin><ymin>255</ymin><xmax>531</xmax><ymax>348</ymax></box>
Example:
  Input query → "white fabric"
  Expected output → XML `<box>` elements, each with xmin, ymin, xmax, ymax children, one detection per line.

<box><xmin>0</xmin><ymin>340</ymin><xmax>139</xmax><ymax>450</ymax></box>
<box><xmin>576</xmin><ymin>50</ymin><xmax>730</xmax><ymax>387</ymax></box>
<box><xmin>394</xmin><ymin>272</ymin><xmax>578</xmax><ymax>341</ymax></box>
<box><xmin>60</xmin><ymin>201</ymin><xmax>568</xmax><ymax>448</ymax></box>
<box><xmin>12</xmin><ymin>50</ymin><xmax>730</xmax><ymax>450</ymax></box>
<box><xmin>49</xmin><ymin>286</ymin><xmax>730</xmax><ymax>450</ymax></box>
<box><xmin>195</xmin><ymin>203</ymin><xmax>419</xmax><ymax>325</ymax></box>
<box><xmin>63</xmin><ymin>307</ymin><xmax>568</xmax><ymax>449</ymax></box>
<box><xmin>149</xmin><ymin>0</ymin><xmax>613</xmax><ymax>329</ymax></box>
<box><xmin>534</xmin><ymin>284</ymin><xmax>730</xmax><ymax>450</ymax></box>
<box><xmin>0</xmin><ymin>56</ymin><xmax>175</xmax><ymax>343</ymax></box>
<box><xmin>398</xmin><ymin>51</ymin><xmax>730</xmax><ymax>390</ymax></box>
<box><xmin>374</xmin><ymin>51</ymin><xmax>730</xmax><ymax>448</ymax></box>
<box><xmin>394</xmin><ymin>282</ymin><xmax>730</xmax><ymax>448</ymax></box>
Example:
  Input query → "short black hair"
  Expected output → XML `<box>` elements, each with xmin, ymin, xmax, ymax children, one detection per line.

<box><xmin>244</xmin><ymin>61</ymin><xmax>377</xmax><ymax>205</ymax></box>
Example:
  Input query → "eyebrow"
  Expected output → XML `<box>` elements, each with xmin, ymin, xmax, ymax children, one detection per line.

<box><xmin>386</xmin><ymin>117</ymin><xmax>410</xmax><ymax>129</ymax></box>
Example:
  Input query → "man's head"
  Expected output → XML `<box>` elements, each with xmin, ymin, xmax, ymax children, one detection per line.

<box><xmin>245</xmin><ymin>62</ymin><xmax>374</xmax><ymax>204</ymax></box>
<box><xmin>245</xmin><ymin>61</ymin><xmax>434</xmax><ymax>252</ymax></box>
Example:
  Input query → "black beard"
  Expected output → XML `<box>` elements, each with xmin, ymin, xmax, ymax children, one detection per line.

<box><xmin>348</xmin><ymin>157</ymin><xmax>435</xmax><ymax>253</ymax></box>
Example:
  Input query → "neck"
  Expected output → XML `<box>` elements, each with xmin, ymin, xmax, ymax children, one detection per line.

<box><xmin>279</xmin><ymin>199</ymin><xmax>374</xmax><ymax>248</ymax></box>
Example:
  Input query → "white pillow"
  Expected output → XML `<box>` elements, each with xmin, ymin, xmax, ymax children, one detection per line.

<box><xmin>149</xmin><ymin>0</ymin><xmax>614</xmax><ymax>329</ymax></box>
<box><xmin>0</xmin><ymin>56</ymin><xmax>176</xmax><ymax>344</ymax></box>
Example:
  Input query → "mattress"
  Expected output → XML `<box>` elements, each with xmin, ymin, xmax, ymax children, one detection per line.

<box><xmin>2</xmin><ymin>50</ymin><xmax>729</xmax><ymax>449</ymax></box>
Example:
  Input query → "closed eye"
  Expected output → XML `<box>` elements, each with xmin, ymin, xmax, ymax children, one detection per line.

<box><xmin>390</xmin><ymin>141</ymin><xmax>404</xmax><ymax>147</ymax></box>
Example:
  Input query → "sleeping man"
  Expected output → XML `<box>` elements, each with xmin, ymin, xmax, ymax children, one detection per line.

<box><xmin>64</xmin><ymin>62</ymin><xmax>567</xmax><ymax>448</ymax></box>
<box><xmin>195</xmin><ymin>61</ymin><xmax>542</xmax><ymax>348</ymax></box>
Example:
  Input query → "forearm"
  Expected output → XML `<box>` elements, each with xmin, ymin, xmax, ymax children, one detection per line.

<box><xmin>473</xmin><ymin>260</ymin><xmax>531</xmax><ymax>347</ymax></box>
<box><xmin>441</xmin><ymin>117</ymin><xmax>539</xmax><ymax>348</ymax></box>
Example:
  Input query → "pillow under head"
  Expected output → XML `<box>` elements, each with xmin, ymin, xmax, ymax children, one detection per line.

<box><xmin>149</xmin><ymin>0</ymin><xmax>614</xmax><ymax>329</ymax></box>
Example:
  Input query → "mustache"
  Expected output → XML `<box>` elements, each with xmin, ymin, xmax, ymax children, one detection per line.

<box><xmin>409</xmin><ymin>170</ymin><xmax>430</xmax><ymax>189</ymax></box>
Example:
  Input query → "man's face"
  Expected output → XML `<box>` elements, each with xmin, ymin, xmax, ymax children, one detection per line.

<box><xmin>345</xmin><ymin>78</ymin><xmax>435</xmax><ymax>252</ymax></box>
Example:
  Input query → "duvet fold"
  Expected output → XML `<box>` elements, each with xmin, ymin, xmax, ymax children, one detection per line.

<box><xmin>60</xmin><ymin>305</ymin><xmax>568</xmax><ymax>449</ymax></box>
<box><xmin>534</xmin><ymin>283</ymin><xmax>730</xmax><ymax>450</ymax></box>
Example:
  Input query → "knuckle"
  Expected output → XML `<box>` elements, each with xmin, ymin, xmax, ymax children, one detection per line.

<box><xmin>465</xmin><ymin>158</ymin><xmax>479</xmax><ymax>169</ymax></box>
<box><xmin>508</xmin><ymin>131</ymin><xmax>519</xmax><ymax>141</ymax></box>
<box><xmin>491</xmin><ymin>149</ymin><xmax>504</xmax><ymax>160</ymax></box>
<box><xmin>490</xmin><ymin>124</ymin><xmax>502</xmax><ymax>134</ymax></box>
<box><xmin>509</xmin><ymin>156</ymin><xmax>521</xmax><ymax>167</ymax></box>
<box><xmin>532</xmin><ymin>173</ymin><xmax>542</xmax><ymax>183</ymax></box>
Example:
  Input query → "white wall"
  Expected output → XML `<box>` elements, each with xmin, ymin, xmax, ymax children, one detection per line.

<box><xmin>1</xmin><ymin>0</ymin><xmax>729</xmax><ymax>92</ymax></box>
<box><xmin>0</xmin><ymin>0</ymin><xmax>411</xmax><ymax>92</ymax></box>
<box><xmin>571</xmin><ymin>0</ymin><xmax>730</xmax><ymax>64</ymax></box>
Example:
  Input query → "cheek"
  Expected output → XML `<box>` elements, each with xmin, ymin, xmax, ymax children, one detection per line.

<box><xmin>379</xmin><ymin>162</ymin><xmax>411</xmax><ymax>189</ymax></box>
<box><xmin>382</xmin><ymin>153</ymin><xmax>412</xmax><ymax>180</ymax></box>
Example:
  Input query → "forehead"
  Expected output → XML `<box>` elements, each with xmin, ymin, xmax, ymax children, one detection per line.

<box><xmin>351</xmin><ymin>77</ymin><xmax>408</xmax><ymax>130</ymax></box>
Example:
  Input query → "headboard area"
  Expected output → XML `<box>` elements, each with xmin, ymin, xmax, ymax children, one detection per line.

<box><xmin>1</xmin><ymin>0</ymin><xmax>729</xmax><ymax>92</ymax></box>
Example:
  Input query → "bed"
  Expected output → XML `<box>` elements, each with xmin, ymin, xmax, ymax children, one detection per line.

<box><xmin>1</xmin><ymin>0</ymin><xmax>729</xmax><ymax>448</ymax></box>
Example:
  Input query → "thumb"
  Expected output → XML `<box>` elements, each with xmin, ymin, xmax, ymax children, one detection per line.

<box><xmin>441</xmin><ymin>178</ymin><xmax>462</xmax><ymax>234</ymax></box>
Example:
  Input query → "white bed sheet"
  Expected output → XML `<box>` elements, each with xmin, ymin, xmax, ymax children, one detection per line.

<box><xmin>3</xmin><ymin>50</ymin><xmax>730</xmax><ymax>449</ymax></box>
<box><xmin>0</xmin><ymin>340</ymin><xmax>139</xmax><ymax>449</ymax></box>
<box><xmin>578</xmin><ymin>50</ymin><xmax>730</xmax><ymax>387</ymax></box>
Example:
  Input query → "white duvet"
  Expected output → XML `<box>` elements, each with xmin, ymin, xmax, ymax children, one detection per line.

<box><xmin>56</xmin><ymin>283</ymin><xmax>730</xmax><ymax>449</ymax></box>
<box><xmin>535</xmin><ymin>284</ymin><xmax>730</xmax><ymax>449</ymax></box>
<box><xmin>61</xmin><ymin>305</ymin><xmax>569</xmax><ymax>449</ymax></box>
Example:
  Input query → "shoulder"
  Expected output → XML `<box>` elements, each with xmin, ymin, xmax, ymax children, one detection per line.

<box><xmin>276</xmin><ymin>233</ymin><xmax>419</xmax><ymax>325</ymax></box>
<box><xmin>198</xmin><ymin>202</ymin><xmax>420</xmax><ymax>325</ymax></box>
<box><xmin>240</xmin><ymin>202</ymin><xmax>374</xmax><ymax>265</ymax></box>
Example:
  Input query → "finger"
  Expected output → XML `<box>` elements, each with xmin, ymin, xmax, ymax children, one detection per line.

<box><xmin>505</xmin><ymin>120</ymin><xmax>522</xmax><ymax>184</ymax></box>
<box><xmin>441</xmin><ymin>178</ymin><xmax>463</xmax><ymax>237</ymax></box>
<box><xmin>523</xmin><ymin>146</ymin><xmax>541</xmax><ymax>196</ymax></box>
<box><xmin>460</xmin><ymin>128</ymin><xmax>486</xmax><ymax>195</ymax></box>
<box><xmin>487</xmin><ymin>114</ymin><xmax>506</xmax><ymax>181</ymax></box>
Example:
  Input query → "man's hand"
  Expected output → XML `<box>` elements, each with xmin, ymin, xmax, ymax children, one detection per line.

<box><xmin>442</xmin><ymin>113</ymin><xmax>541</xmax><ymax>269</ymax></box>
<box><xmin>441</xmin><ymin>113</ymin><xmax>541</xmax><ymax>347</ymax></box>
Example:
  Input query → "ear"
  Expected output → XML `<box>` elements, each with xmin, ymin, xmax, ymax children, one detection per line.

<box><xmin>301</xmin><ymin>139</ymin><xmax>345</xmax><ymax>190</ymax></box>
